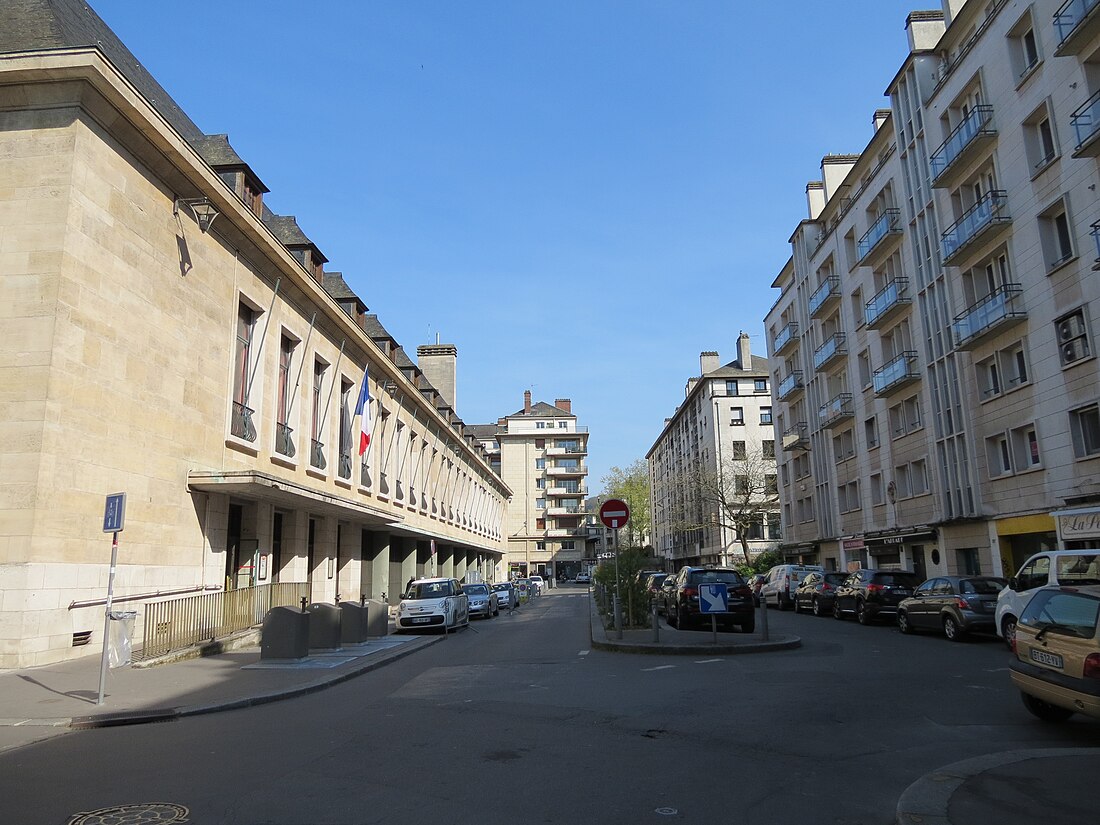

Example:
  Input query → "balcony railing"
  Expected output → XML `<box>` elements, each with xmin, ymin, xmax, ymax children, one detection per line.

<box><xmin>929</xmin><ymin>105</ymin><xmax>995</xmax><ymax>185</ymax></box>
<box><xmin>773</xmin><ymin>321</ymin><xmax>800</xmax><ymax>355</ymax></box>
<box><xmin>813</xmin><ymin>333</ymin><xmax>847</xmax><ymax>371</ymax></box>
<box><xmin>1055</xmin><ymin>0</ymin><xmax>1100</xmax><ymax>55</ymax></box>
<box><xmin>941</xmin><ymin>190</ymin><xmax>1010</xmax><ymax>264</ymax></box>
<box><xmin>777</xmin><ymin>371</ymin><xmax>805</xmax><ymax>401</ymax></box>
<box><xmin>1071</xmin><ymin>88</ymin><xmax>1100</xmax><ymax>155</ymax></box>
<box><xmin>872</xmin><ymin>351</ymin><xmax>920</xmax><ymax>395</ymax></box>
<box><xmin>808</xmin><ymin>276</ymin><xmax>840</xmax><ymax>318</ymax></box>
<box><xmin>857</xmin><ymin>208</ymin><xmax>902</xmax><ymax>264</ymax></box>
<box><xmin>338</xmin><ymin>449</ymin><xmax>353</xmax><ymax>480</ymax></box>
<box><xmin>547</xmin><ymin>464</ymin><xmax>586</xmax><ymax>476</ymax></box>
<box><xmin>818</xmin><ymin>393</ymin><xmax>854</xmax><ymax>429</ymax></box>
<box><xmin>781</xmin><ymin>422</ymin><xmax>809</xmax><ymax>451</ymax></box>
<box><xmin>275</xmin><ymin>423</ymin><xmax>295</xmax><ymax>457</ymax></box>
<box><xmin>311</xmin><ymin>439</ymin><xmax>326</xmax><ymax>470</ymax></box>
<box><xmin>1092</xmin><ymin>222</ymin><xmax>1100</xmax><ymax>268</ymax></box>
<box><xmin>138</xmin><ymin>582</ymin><xmax>308</xmax><ymax>661</ymax></box>
<box><xmin>864</xmin><ymin>278</ymin><xmax>911</xmax><ymax>328</ymax></box>
<box><xmin>952</xmin><ymin>284</ymin><xmax>1026</xmax><ymax>349</ymax></box>
<box><xmin>231</xmin><ymin>402</ymin><xmax>257</xmax><ymax>442</ymax></box>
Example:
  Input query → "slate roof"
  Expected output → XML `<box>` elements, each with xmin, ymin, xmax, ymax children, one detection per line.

<box><xmin>508</xmin><ymin>401</ymin><xmax>573</xmax><ymax>418</ymax></box>
<box><xmin>703</xmin><ymin>354</ymin><xmax>771</xmax><ymax>378</ymax></box>
<box><xmin>361</xmin><ymin>314</ymin><xmax>397</xmax><ymax>343</ymax></box>
<box><xmin>465</xmin><ymin>424</ymin><xmax>500</xmax><ymax>440</ymax></box>
<box><xmin>1</xmin><ymin>0</ymin><xmax>204</xmax><ymax>141</ymax></box>
<box><xmin>322</xmin><ymin>272</ymin><xmax>357</xmax><ymax>302</ymax></box>
<box><xmin>190</xmin><ymin>134</ymin><xmax>270</xmax><ymax>192</ymax></box>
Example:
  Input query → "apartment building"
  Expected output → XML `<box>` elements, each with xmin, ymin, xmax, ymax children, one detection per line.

<box><xmin>766</xmin><ymin>0</ymin><xmax>1100</xmax><ymax>588</ymax></box>
<box><xmin>648</xmin><ymin>333</ymin><xmax>780</xmax><ymax>569</ymax></box>
<box><xmin>471</xmin><ymin>393</ymin><xmax>590</xmax><ymax>580</ymax></box>
<box><xmin>0</xmin><ymin>0</ymin><xmax>508</xmax><ymax>667</ymax></box>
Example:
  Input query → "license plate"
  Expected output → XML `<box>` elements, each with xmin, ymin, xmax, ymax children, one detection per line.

<box><xmin>412</xmin><ymin>617</ymin><xmax>431</xmax><ymax>624</ymax></box>
<box><xmin>1030</xmin><ymin>648</ymin><xmax>1064</xmax><ymax>669</ymax></box>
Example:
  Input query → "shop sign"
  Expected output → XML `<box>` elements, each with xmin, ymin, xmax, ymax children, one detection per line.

<box><xmin>1059</xmin><ymin>510</ymin><xmax>1100</xmax><ymax>540</ymax></box>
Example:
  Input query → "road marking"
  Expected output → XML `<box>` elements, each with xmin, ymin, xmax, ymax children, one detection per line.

<box><xmin>642</xmin><ymin>665</ymin><xmax>675</xmax><ymax>672</ymax></box>
<box><xmin>578</xmin><ymin>650</ymin><xmax>590</xmax><ymax>656</ymax></box>
<box><xmin>694</xmin><ymin>658</ymin><xmax>723</xmax><ymax>664</ymax></box>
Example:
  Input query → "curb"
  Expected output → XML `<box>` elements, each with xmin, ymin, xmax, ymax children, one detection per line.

<box><xmin>67</xmin><ymin>634</ymin><xmax>441</xmax><ymax>730</ymax></box>
<box><xmin>895</xmin><ymin>747</ymin><xmax>1094</xmax><ymax>825</ymax></box>
<box><xmin>590</xmin><ymin>635</ymin><xmax>801</xmax><ymax>655</ymax></box>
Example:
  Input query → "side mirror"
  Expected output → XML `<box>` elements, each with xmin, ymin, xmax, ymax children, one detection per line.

<box><xmin>1008</xmin><ymin>576</ymin><xmax>1019</xmax><ymax>592</ymax></box>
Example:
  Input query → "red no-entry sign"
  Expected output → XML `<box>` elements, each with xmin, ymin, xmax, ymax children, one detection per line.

<box><xmin>599</xmin><ymin>498</ymin><xmax>630</xmax><ymax>530</ymax></box>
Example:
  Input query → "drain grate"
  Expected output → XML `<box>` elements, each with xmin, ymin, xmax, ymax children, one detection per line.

<box><xmin>67</xmin><ymin>803</ymin><xmax>190</xmax><ymax>825</ymax></box>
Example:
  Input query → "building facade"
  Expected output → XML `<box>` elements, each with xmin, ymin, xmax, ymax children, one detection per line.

<box><xmin>648</xmin><ymin>333</ymin><xmax>780</xmax><ymax>569</ymax></box>
<box><xmin>472</xmin><ymin>393</ymin><xmax>590</xmax><ymax>580</ymax></box>
<box><xmin>0</xmin><ymin>0</ymin><xmax>508</xmax><ymax>668</ymax></box>
<box><xmin>766</xmin><ymin>0</ymin><xmax>1100</xmax><ymax>588</ymax></box>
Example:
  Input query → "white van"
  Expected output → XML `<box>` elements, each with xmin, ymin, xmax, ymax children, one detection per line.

<box><xmin>996</xmin><ymin>549</ymin><xmax>1100</xmax><ymax>648</ymax></box>
<box><xmin>761</xmin><ymin>564</ymin><xmax>824</xmax><ymax>610</ymax></box>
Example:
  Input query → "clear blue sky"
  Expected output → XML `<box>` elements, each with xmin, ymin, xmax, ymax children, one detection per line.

<box><xmin>94</xmin><ymin>0</ymin><xmax>921</xmax><ymax>492</ymax></box>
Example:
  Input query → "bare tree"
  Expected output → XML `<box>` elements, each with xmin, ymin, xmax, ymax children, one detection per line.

<box><xmin>672</xmin><ymin>440</ymin><xmax>779</xmax><ymax>565</ymax></box>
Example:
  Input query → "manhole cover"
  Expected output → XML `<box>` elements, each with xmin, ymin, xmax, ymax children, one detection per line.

<box><xmin>68</xmin><ymin>803</ymin><xmax>190</xmax><ymax>825</ymax></box>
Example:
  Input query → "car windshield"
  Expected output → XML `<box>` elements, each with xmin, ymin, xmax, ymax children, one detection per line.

<box><xmin>491</xmin><ymin>584</ymin><xmax>510</xmax><ymax>592</ymax></box>
<box><xmin>406</xmin><ymin>581</ymin><xmax>453</xmax><ymax>599</ymax></box>
<box><xmin>691</xmin><ymin>570</ymin><xmax>744</xmax><ymax>585</ymax></box>
<box><xmin>462</xmin><ymin>584</ymin><xmax>488</xmax><ymax>595</ymax></box>
<box><xmin>960</xmin><ymin>577</ymin><xmax>1006</xmax><ymax>595</ymax></box>
<box><xmin>1021</xmin><ymin>590</ymin><xmax>1100</xmax><ymax>639</ymax></box>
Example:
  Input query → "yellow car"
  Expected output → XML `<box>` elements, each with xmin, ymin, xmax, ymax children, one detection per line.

<box><xmin>1010</xmin><ymin>585</ymin><xmax>1100</xmax><ymax>722</ymax></box>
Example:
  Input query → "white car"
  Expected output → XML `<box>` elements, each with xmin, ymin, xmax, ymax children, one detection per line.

<box><xmin>997</xmin><ymin>549</ymin><xmax>1100</xmax><ymax>648</ymax></box>
<box><xmin>396</xmin><ymin>577</ymin><xmax>469</xmax><ymax>633</ymax></box>
<box><xmin>575</xmin><ymin>573</ymin><xmax>592</xmax><ymax>584</ymax></box>
<box><xmin>528</xmin><ymin>575</ymin><xmax>545</xmax><ymax>595</ymax></box>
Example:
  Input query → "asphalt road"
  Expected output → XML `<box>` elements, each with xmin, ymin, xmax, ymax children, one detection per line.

<box><xmin>2</xmin><ymin>586</ymin><xmax>1097</xmax><ymax>825</ymax></box>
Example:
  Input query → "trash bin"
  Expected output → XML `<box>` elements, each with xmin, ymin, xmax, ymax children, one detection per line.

<box><xmin>108</xmin><ymin>610</ymin><xmax>137</xmax><ymax>668</ymax></box>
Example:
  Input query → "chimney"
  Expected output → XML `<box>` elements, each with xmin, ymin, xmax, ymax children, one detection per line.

<box><xmin>416</xmin><ymin>342</ymin><xmax>458</xmax><ymax>411</ymax></box>
<box><xmin>873</xmin><ymin>109</ymin><xmax>891</xmax><ymax>132</ymax></box>
<box><xmin>737</xmin><ymin>331</ymin><xmax>753</xmax><ymax>369</ymax></box>
<box><xmin>524</xmin><ymin>390</ymin><xmax>532</xmax><ymax>413</ymax></box>
<box><xmin>555</xmin><ymin>398</ymin><xmax>572</xmax><ymax>414</ymax></box>
<box><xmin>700</xmin><ymin>351</ymin><xmax>720</xmax><ymax>375</ymax></box>
<box><xmin>907</xmin><ymin>10</ymin><xmax>946</xmax><ymax>52</ymax></box>
<box><xmin>806</xmin><ymin>181</ymin><xmax>826</xmax><ymax>220</ymax></box>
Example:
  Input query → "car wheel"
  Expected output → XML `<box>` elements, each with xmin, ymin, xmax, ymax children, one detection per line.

<box><xmin>833</xmin><ymin>599</ymin><xmax>844</xmax><ymax>619</ymax></box>
<box><xmin>1021</xmin><ymin>692</ymin><xmax>1074</xmax><ymax>722</ymax></box>
<box><xmin>793</xmin><ymin>596</ymin><xmax>802</xmax><ymax>614</ymax></box>
<box><xmin>943</xmin><ymin>615</ymin><xmax>964</xmax><ymax>642</ymax></box>
<box><xmin>856</xmin><ymin>600</ymin><xmax>873</xmax><ymax>625</ymax></box>
<box><xmin>812</xmin><ymin>597</ymin><xmax>823</xmax><ymax>617</ymax></box>
<box><xmin>898</xmin><ymin>610</ymin><xmax>913</xmax><ymax>635</ymax></box>
<box><xmin>1002</xmin><ymin>616</ymin><xmax>1017</xmax><ymax>651</ymax></box>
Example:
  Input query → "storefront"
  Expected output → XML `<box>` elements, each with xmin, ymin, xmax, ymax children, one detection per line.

<box><xmin>864</xmin><ymin>529</ymin><xmax>937</xmax><ymax>579</ymax></box>
<box><xmin>1053</xmin><ymin>506</ymin><xmax>1100</xmax><ymax>550</ymax></box>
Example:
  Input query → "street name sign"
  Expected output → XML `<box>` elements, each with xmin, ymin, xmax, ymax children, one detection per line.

<box><xmin>599</xmin><ymin>498</ymin><xmax>630</xmax><ymax>530</ymax></box>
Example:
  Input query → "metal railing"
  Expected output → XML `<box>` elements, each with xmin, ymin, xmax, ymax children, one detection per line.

<box><xmin>952</xmin><ymin>284</ymin><xmax>1025</xmax><ymax>348</ymax></box>
<box><xmin>231</xmin><ymin>402</ymin><xmax>257</xmax><ymax>442</ymax></box>
<box><xmin>941</xmin><ymin>190</ymin><xmax>1010</xmax><ymax>263</ymax></box>
<box><xmin>929</xmin><ymin>105</ymin><xmax>995</xmax><ymax>183</ymax></box>
<box><xmin>311</xmin><ymin>438</ymin><xmax>326</xmax><ymax>470</ymax></box>
<box><xmin>275</xmin><ymin>423</ymin><xmax>295</xmax><ymax>457</ymax></box>
<box><xmin>1055</xmin><ymin>0</ymin><xmax>1100</xmax><ymax>46</ymax></box>
<box><xmin>857</xmin><ymin>208</ymin><xmax>901</xmax><ymax>262</ymax></box>
<box><xmin>808</xmin><ymin>276</ymin><xmax>840</xmax><ymax>317</ymax></box>
<box><xmin>864</xmin><ymin>278</ymin><xmax>910</xmax><ymax>327</ymax></box>
<box><xmin>138</xmin><ymin>581</ymin><xmax>309</xmax><ymax>660</ymax></box>
<box><xmin>773</xmin><ymin>321</ymin><xmax>799</xmax><ymax>354</ymax></box>
<box><xmin>1071</xmin><ymin>88</ymin><xmax>1100</xmax><ymax>152</ymax></box>
<box><xmin>813</xmin><ymin>333</ymin><xmax>847</xmax><ymax>371</ymax></box>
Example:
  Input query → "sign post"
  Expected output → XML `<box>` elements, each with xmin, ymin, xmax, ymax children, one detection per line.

<box><xmin>599</xmin><ymin>499</ymin><xmax>630</xmax><ymax>640</ymax></box>
<box><xmin>97</xmin><ymin>493</ymin><xmax>126</xmax><ymax>705</ymax></box>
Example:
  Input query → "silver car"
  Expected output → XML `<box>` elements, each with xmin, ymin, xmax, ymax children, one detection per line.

<box><xmin>462</xmin><ymin>583</ymin><xmax>499</xmax><ymax>618</ymax></box>
<box><xmin>492</xmin><ymin>582</ymin><xmax>517</xmax><ymax>609</ymax></box>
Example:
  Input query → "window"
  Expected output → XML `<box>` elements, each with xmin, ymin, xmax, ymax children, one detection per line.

<box><xmin>762</xmin><ymin>440</ymin><xmax>775</xmax><ymax>459</ymax></box>
<box><xmin>536</xmin><ymin>421</ymin><xmax>547</xmax><ymax>429</ymax></box>
<box><xmin>338</xmin><ymin>379</ymin><xmax>353</xmax><ymax>479</ymax></box>
<box><xmin>535</xmin><ymin>458</ymin><xmax>546</xmax><ymax>469</ymax></box>
<box><xmin>276</xmin><ymin>335</ymin><xmax>296</xmax><ymax>456</ymax></box>
<box><xmin>760</xmin><ymin>406</ymin><xmax>773</xmax><ymax>425</ymax></box>
<box><xmin>536</xmin><ymin>498</ymin><xmax>546</xmax><ymax>510</ymax></box>
<box><xmin>558</xmin><ymin>421</ymin><xmax>567</xmax><ymax>428</ymax></box>
<box><xmin>1011</xmin><ymin>424</ymin><xmax>1041</xmax><ymax>469</ymax></box>
<box><xmin>976</xmin><ymin>354</ymin><xmax>1002</xmax><ymax>399</ymax></box>
<box><xmin>765</xmin><ymin>474</ymin><xmax>778</xmax><ymax>495</ymax></box>
<box><xmin>1038</xmin><ymin>198</ymin><xmax>1075</xmax><ymax>271</ymax></box>
<box><xmin>851</xmin><ymin>286</ymin><xmax>864</xmax><ymax>327</ymax></box>
<box><xmin>1008</xmin><ymin>12</ymin><xmax>1040</xmax><ymax>79</ymax></box>
<box><xmin>986</xmin><ymin>433</ymin><xmax>1012</xmax><ymax>477</ymax></box>
<box><xmin>730</xmin><ymin>406</ymin><xmax>744</xmax><ymax>425</ymax></box>
<box><xmin>870</xmin><ymin>473</ymin><xmax>885</xmax><ymax>506</ymax></box>
<box><xmin>754</xmin><ymin>378</ymin><xmax>768</xmax><ymax>393</ymax></box>
<box><xmin>832</xmin><ymin>429</ymin><xmax>855</xmax><ymax>461</ymax></box>
<box><xmin>1070</xmin><ymin>404</ymin><xmax>1100</xmax><ymax>458</ymax></box>
<box><xmin>536</xmin><ymin>518</ymin><xmax>546</xmax><ymax>529</ymax></box>
<box><xmin>725</xmin><ymin>380</ymin><xmax>739</xmax><ymax>396</ymax></box>
<box><xmin>536</xmin><ymin>541</ymin><xmax>546</xmax><ymax>551</ymax></box>
<box><xmin>1005</xmin><ymin>344</ymin><xmax>1028</xmax><ymax>389</ymax></box>
<box><xmin>864</xmin><ymin>416</ymin><xmax>878</xmax><ymax>449</ymax></box>
<box><xmin>231</xmin><ymin>303</ymin><xmax>256</xmax><ymax>440</ymax></box>
<box><xmin>535</xmin><ymin>478</ymin><xmax>546</xmax><ymax>489</ymax></box>
<box><xmin>957</xmin><ymin>548</ymin><xmax>982</xmax><ymax>576</ymax></box>
<box><xmin>561</xmin><ymin>541</ymin><xmax>575</xmax><ymax>550</ymax></box>
<box><xmin>857</xmin><ymin>349</ymin><xmax>872</xmax><ymax>387</ymax></box>
<box><xmin>310</xmin><ymin>359</ymin><xmax>327</xmax><ymax>469</ymax></box>
<box><xmin>535</xmin><ymin>438</ymin><xmax>545</xmax><ymax>449</ymax></box>
<box><xmin>1056</xmin><ymin>308</ymin><xmax>1091</xmax><ymax>366</ymax></box>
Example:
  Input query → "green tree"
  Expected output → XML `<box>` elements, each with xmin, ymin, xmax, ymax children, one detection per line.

<box><xmin>593</xmin><ymin>546</ymin><xmax>652</xmax><ymax>628</ymax></box>
<box><xmin>600</xmin><ymin>459</ymin><xmax>651</xmax><ymax>548</ymax></box>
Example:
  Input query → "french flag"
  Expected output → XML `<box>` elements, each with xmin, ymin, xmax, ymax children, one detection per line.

<box><xmin>354</xmin><ymin>370</ymin><xmax>372</xmax><ymax>455</ymax></box>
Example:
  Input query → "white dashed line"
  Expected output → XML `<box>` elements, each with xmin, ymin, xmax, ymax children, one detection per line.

<box><xmin>694</xmin><ymin>659</ymin><xmax>723</xmax><ymax>664</ymax></box>
<box><xmin>642</xmin><ymin>665</ymin><xmax>676</xmax><ymax>672</ymax></box>
<box><xmin>578</xmin><ymin>650</ymin><xmax>590</xmax><ymax>656</ymax></box>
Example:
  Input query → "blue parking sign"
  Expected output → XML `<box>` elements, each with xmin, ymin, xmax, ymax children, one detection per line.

<box><xmin>698</xmin><ymin>583</ymin><xmax>728</xmax><ymax>614</ymax></box>
<box><xmin>103</xmin><ymin>493</ymin><xmax>126</xmax><ymax>533</ymax></box>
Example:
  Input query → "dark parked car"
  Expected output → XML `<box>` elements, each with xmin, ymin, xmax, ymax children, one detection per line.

<box><xmin>897</xmin><ymin>576</ymin><xmax>1006</xmax><ymax>640</ymax></box>
<box><xmin>644</xmin><ymin>572</ymin><xmax>668</xmax><ymax>601</ymax></box>
<box><xmin>665</xmin><ymin>567</ymin><xmax>755</xmax><ymax>632</ymax></box>
<box><xmin>656</xmin><ymin>575</ymin><xmax>678</xmax><ymax>615</ymax></box>
<box><xmin>793</xmin><ymin>571</ymin><xmax>849</xmax><ymax>616</ymax></box>
<box><xmin>833</xmin><ymin>569</ymin><xmax>922</xmax><ymax>625</ymax></box>
<box><xmin>745</xmin><ymin>574</ymin><xmax>766</xmax><ymax>607</ymax></box>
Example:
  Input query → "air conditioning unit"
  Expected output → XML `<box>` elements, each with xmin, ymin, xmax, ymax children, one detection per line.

<box><xmin>1058</xmin><ymin>315</ymin><xmax>1086</xmax><ymax>343</ymax></box>
<box><xmin>1062</xmin><ymin>339</ymin><xmax>1089</xmax><ymax>363</ymax></box>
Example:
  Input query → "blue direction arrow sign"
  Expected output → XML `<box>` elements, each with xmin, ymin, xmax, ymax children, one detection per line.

<box><xmin>698</xmin><ymin>583</ymin><xmax>728</xmax><ymax>614</ymax></box>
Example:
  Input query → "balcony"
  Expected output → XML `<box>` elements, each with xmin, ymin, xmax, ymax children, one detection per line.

<box><xmin>231</xmin><ymin>401</ymin><xmax>257</xmax><ymax>442</ymax></box>
<box><xmin>818</xmin><ymin>393</ymin><xmax>854</xmax><ymax>429</ymax></box>
<box><xmin>857</xmin><ymin>209</ymin><xmax>903</xmax><ymax>267</ymax></box>
<box><xmin>310</xmin><ymin>439</ymin><xmax>326</xmax><ymax>470</ymax></box>
<box><xmin>547</xmin><ymin>442</ymin><xmax>587</xmax><ymax>456</ymax></box>
<box><xmin>813</xmin><ymin>333</ymin><xmax>848</xmax><ymax>372</ymax></box>
<box><xmin>1071</xmin><ymin>88</ymin><xmax>1100</xmax><ymax>157</ymax></box>
<box><xmin>929</xmin><ymin>105</ymin><xmax>996</xmax><ymax>188</ymax></box>
<box><xmin>1054</xmin><ymin>0</ymin><xmax>1100</xmax><ymax>56</ymax></box>
<box><xmin>275</xmin><ymin>423</ymin><xmax>296</xmax><ymax>457</ymax></box>
<box><xmin>781</xmin><ymin>422</ymin><xmax>809</xmax><ymax>452</ymax></box>
<box><xmin>1092</xmin><ymin>222</ymin><xmax>1100</xmax><ymax>270</ymax></box>
<box><xmin>776</xmin><ymin>371</ymin><xmax>805</xmax><ymax>401</ymax></box>
<box><xmin>547</xmin><ymin>484</ymin><xmax>587</xmax><ymax>497</ymax></box>
<box><xmin>547</xmin><ymin>464</ymin><xmax>586</xmax><ymax>477</ymax></box>
<box><xmin>873</xmin><ymin>351</ymin><xmax>920</xmax><ymax>396</ymax></box>
<box><xmin>808</xmin><ymin>276</ymin><xmax>841</xmax><ymax>318</ymax></box>
<box><xmin>773</xmin><ymin>321</ymin><xmax>800</xmax><ymax>356</ymax></box>
<box><xmin>941</xmin><ymin>190</ymin><xmax>1011</xmax><ymax>265</ymax></box>
<box><xmin>952</xmin><ymin>284</ymin><xmax>1027</xmax><ymax>350</ymax></box>
<box><xmin>547</xmin><ymin>504</ymin><xmax>584</xmax><ymax>516</ymax></box>
<box><xmin>864</xmin><ymin>278</ymin><xmax>911</xmax><ymax>329</ymax></box>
